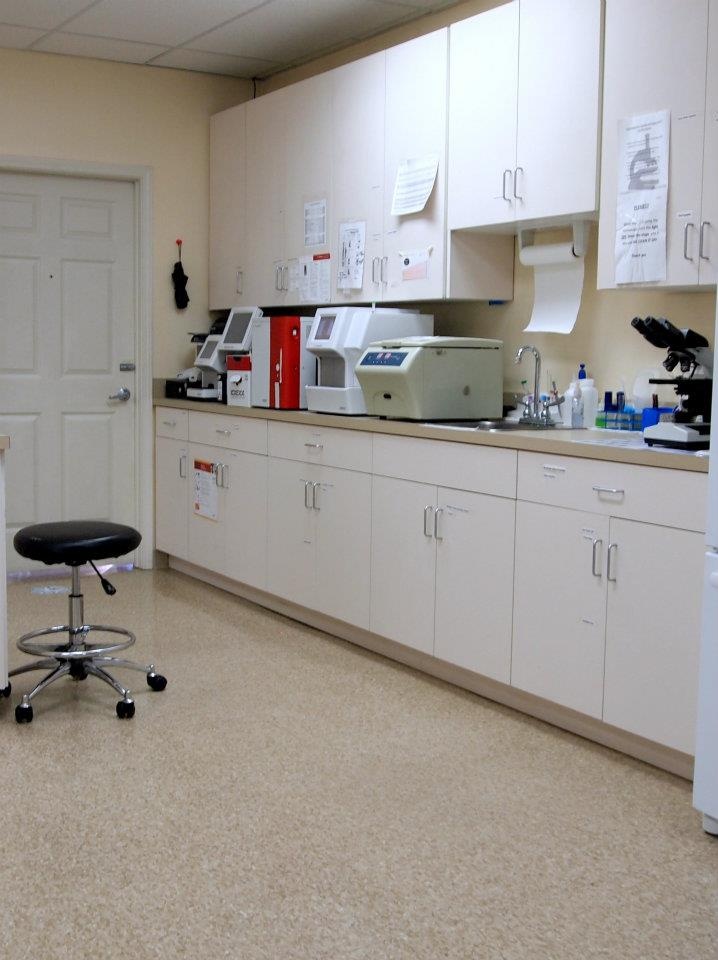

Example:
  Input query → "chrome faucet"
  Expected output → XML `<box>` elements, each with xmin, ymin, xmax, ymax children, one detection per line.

<box><xmin>514</xmin><ymin>345</ymin><xmax>541</xmax><ymax>422</ymax></box>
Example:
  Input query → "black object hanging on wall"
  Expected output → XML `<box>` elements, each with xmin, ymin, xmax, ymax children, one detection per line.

<box><xmin>172</xmin><ymin>238</ymin><xmax>189</xmax><ymax>310</ymax></box>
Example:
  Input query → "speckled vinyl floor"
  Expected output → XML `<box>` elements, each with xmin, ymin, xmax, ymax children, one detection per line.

<box><xmin>2</xmin><ymin>568</ymin><xmax>716</xmax><ymax>959</ymax></box>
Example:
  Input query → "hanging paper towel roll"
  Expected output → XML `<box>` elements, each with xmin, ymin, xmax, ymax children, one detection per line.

<box><xmin>519</xmin><ymin>242</ymin><xmax>585</xmax><ymax>334</ymax></box>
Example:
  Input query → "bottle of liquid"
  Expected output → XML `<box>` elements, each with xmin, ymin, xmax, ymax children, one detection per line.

<box><xmin>580</xmin><ymin>377</ymin><xmax>598</xmax><ymax>429</ymax></box>
<box><xmin>562</xmin><ymin>381</ymin><xmax>578</xmax><ymax>426</ymax></box>
<box><xmin>571</xmin><ymin>387</ymin><xmax>584</xmax><ymax>428</ymax></box>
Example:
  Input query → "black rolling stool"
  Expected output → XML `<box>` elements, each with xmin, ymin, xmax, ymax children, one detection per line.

<box><xmin>8</xmin><ymin>520</ymin><xmax>167</xmax><ymax>724</ymax></box>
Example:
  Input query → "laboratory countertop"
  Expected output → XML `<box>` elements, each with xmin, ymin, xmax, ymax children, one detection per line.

<box><xmin>154</xmin><ymin>396</ymin><xmax>709</xmax><ymax>474</ymax></box>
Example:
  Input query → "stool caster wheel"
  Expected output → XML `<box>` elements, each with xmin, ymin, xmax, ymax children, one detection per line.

<box><xmin>15</xmin><ymin>702</ymin><xmax>33</xmax><ymax>724</ymax></box>
<box><xmin>147</xmin><ymin>672</ymin><xmax>167</xmax><ymax>692</ymax></box>
<box><xmin>1</xmin><ymin>683</ymin><xmax>11</xmax><ymax>699</ymax></box>
<box><xmin>116</xmin><ymin>698</ymin><xmax>135</xmax><ymax>720</ymax></box>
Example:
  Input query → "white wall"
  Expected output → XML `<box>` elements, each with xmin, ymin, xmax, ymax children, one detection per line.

<box><xmin>0</xmin><ymin>48</ymin><xmax>250</xmax><ymax>377</ymax></box>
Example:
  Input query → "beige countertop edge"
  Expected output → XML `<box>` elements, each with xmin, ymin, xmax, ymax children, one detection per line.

<box><xmin>0</xmin><ymin>436</ymin><xmax>9</xmax><ymax>451</ymax></box>
<box><xmin>153</xmin><ymin>397</ymin><xmax>709</xmax><ymax>474</ymax></box>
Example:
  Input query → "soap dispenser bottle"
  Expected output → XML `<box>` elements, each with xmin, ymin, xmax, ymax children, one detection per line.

<box><xmin>578</xmin><ymin>363</ymin><xmax>598</xmax><ymax>429</ymax></box>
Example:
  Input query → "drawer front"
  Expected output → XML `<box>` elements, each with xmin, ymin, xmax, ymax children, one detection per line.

<box><xmin>268</xmin><ymin>421</ymin><xmax>372</xmax><ymax>472</ymax></box>
<box><xmin>156</xmin><ymin>408</ymin><xmax>189</xmax><ymax>440</ymax></box>
<box><xmin>372</xmin><ymin>434</ymin><xmax>517</xmax><ymax>499</ymax></box>
<box><xmin>189</xmin><ymin>411</ymin><xmax>267</xmax><ymax>455</ymax></box>
<box><xmin>517</xmin><ymin>451</ymin><xmax>707</xmax><ymax>532</ymax></box>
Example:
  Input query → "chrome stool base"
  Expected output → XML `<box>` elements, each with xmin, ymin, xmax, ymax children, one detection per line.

<box><xmin>10</xmin><ymin>566</ymin><xmax>166</xmax><ymax>723</ymax></box>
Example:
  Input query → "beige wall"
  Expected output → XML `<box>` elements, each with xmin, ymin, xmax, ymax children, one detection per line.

<box><xmin>0</xmin><ymin>48</ymin><xmax>250</xmax><ymax>377</ymax></box>
<box><xmin>262</xmin><ymin>1</ymin><xmax>717</xmax><ymax>407</ymax></box>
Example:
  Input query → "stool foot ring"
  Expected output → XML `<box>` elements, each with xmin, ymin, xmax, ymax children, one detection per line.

<box><xmin>17</xmin><ymin>624</ymin><xmax>136</xmax><ymax>660</ymax></box>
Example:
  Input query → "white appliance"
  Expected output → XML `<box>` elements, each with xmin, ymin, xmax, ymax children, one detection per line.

<box><xmin>355</xmin><ymin>336</ymin><xmax>503</xmax><ymax>421</ymax></box>
<box><xmin>305</xmin><ymin>306</ymin><xmax>433</xmax><ymax>415</ymax></box>
<box><xmin>693</xmin><ymin>299</ymin><xmax>718</xmax><ymax>835</ymax></box>
<box><xmin>188</xmin><ymin>306</ymin><xmax>261</xmax><ymax>401</ymax></box>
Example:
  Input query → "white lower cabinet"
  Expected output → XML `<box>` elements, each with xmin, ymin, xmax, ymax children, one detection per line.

<box><xmin>370</xmin><ymin>474</ymin><xmax>515</xmax><ymax>681</ymax></box>
<box><xmin>267</xmin><ymin>457</ymin><xmax>371</xmax><ymax>629</ymax></box>
<box><xmin>188</xmin><ymin>442</ymin><xmax>268</xmax><ymax>590</ymax></box>
<box><xmin>155</xmin><ymin>436</ymin><xmax>188</xmax><ymax>560</ymax></box>
<box><xmin>513</xmin><ymin>500</ymin><xmax>704</xmax><ymax>750</ymax></box>
<box><xmin>603</xmin><ymin>518</ymin><xmax>704</xmax><ymax>754</ymax></box>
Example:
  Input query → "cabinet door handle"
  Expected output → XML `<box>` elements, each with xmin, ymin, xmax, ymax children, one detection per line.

<box><xmin>699</xmin><ymin>221</ymin><xmax>711</xmax><ymax>261</ymax></box>
<box><xmin>381</xmin><ymin>255</ymin><xmax>388</xmax><ymax>284</ymax></box>
<box><xmin>591</xmin><ymin>538</ymin><xmax>603</xmax><ymax>577</ymax></box>
<box><xmin>372</xmin><ymin>256</ymin><xmax>380</xmax><ymax>284</ymax></box>
<box><xmin>434</xmin><ymin>507</ymin><xmax>443</xmax><ymax>540</ymax></box>
<box><xmin>222</xmin><ymin>462</ymin><xmax>230</xmax><ymax>489</ymax></box>
<box><xmin>282</xmin><ymin>265</ymin><xmax>289</xmax><ymax>290</ymax></box>
<box><xmin>592</xmin><ymin>485</ymin><xmax>625</xmax><ymax>498</ymax></box>
<box><xmin>304</xmin><ymin>442</ymin><xmax>323</xmax><ymax>451</ymax></box>
<box><xmin>683</xmin><ymin>222</ymin><xmax>695</xmax><ymax>261</ymax></box>
<box><xmin>423</xmin><ymin>505</ymin><xmax>434</xmax><ymax>537</ymax></box>
<box><xmin>179</xmin><ymin>453</ymin><xmax>187</xmax><ymax>479</ymax></box>
<box><xmin>274</xmin><ymin>265</ymin><xmax>281</xmax><ymax>290</ymax></box>
<box><xmin>215</xmin><ymin>428</ymin><xmax>231</xmax><ymax>436</ymax></box>
<box><xmin>607</xmin><ymin>542</ymin><xmax>618</xmax><ymax>582</ymax></box>
<box><xmin>312</xmin><ymin>481</ymin><xmax>320</xmax><ymax>510</ymax></box>
<box><xmin>236</xmin><ymin>269</ymin><xmax>243</xmax><ymax>294</ymax></box>
<box><xmin>513</xmin><ymin>166</ymin><xmax>524</xmax><ymax>200</ymax></box>
<box><xmin>162</xmin><ymin>419</ymin><xmax>176</xmax><ymax>428</ymax></box>
<box><xmin>502</xmin><ymin>168</ymin><xmax>512</xmax><ymax>201</ymax></box>
<box><xmin>304</xmin><ymin>480</ymin><xmax>313</xmax><ymax>509</ymax></box>
<box><xmin>214</xmin><ymin>462</ymin><xmax>223</xmax><ymax>486</ymax></box>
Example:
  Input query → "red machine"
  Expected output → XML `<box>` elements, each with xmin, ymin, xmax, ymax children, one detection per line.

<box><xmin>250</xmin><ymin>315</ymin><xmax>316</xmax><ymax>409</ymax></box>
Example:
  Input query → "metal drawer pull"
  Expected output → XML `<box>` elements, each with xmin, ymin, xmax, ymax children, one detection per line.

<box><xmin>423</xmin><ymin>505</ymin><xmax>434</xmax><ymax>537</ymax></box>
<box><xmin>592</xmin><ymin>485</ymin><xmax>625</xmax><ymax>496</ymax></box>
<box><xmin>591</xmin><ymin>538</ymin><xmax>602</xmax><ymax>577</ymax></box>
<box><xmin>222</xmin><ymin>463</ymin><xmax>230</xmax><ymax>489</ymax></box>
<box><xmin>214</xmin><ymin>462</ymin><xmax>223</xmax><ymax>486</ymax></box>
<box><xmin>683</xmin><ymin>222</ymin><xmax>695</xmax><ymax>261</ymax></box>
<box><xmin>216</xmin><ymin>428</ymin><xmax>231</xmax><ymax>436</ymax></box>
<box><xmin>542</xmin><ymin>464</ymin><xmax>566</xmax><ymax>473</ymax></box>
<box><xmin>312</xmin><ymin>481</ymin><xmax>320</xmax><ymax>510</ymax></box>
<box><xmin>179</xmin><ymin>453</ymin><xmax>187</xmax><ymax>479</ymax></box>
<box><xmin>162</xmin><ymin>419</ymin><xmax>176</xmax><ymax>428</ymax></box>
<box><xmin>607</xmin><ymin>542</ymin><xmax>618</xmax><ymax>582</ymax></box>
<box><xmin>304</xmin><ymin>480</ymin><xmax>312</xmax><ymax>509</ymax></box>
<box><xmin>434</xmin><ymin>507</ymin><xmax>443</xmax><ymax>540</ymax></box>
<box><xmin>304</xmin><ymin>442</ymin><xmax>324</xmax><ymax>450</ymax></box>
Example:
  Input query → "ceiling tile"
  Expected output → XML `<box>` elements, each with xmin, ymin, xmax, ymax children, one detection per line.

<box><xmin>33</xmin><ymin>31</ymin><xmax>168</xmax><ymax>63</ymax></box>
<box><xmin>192</xmin><ymin>0</ymin><xmax>416</xmax><ymax>62</ymax></box>
<box><xmin>151</xmin><ymin>47</ymin><xmax>279</xmax><ymax>78</ymax></box>
<box><xmin>64</xmin><ymin>0</ymin><xmax>265</xmax><ymax>47</ymax></box>
<box><xmin>0</xmin><ymin>0</ymin><xmax>97</xmax><ymax>31</ymax></box>
<box><xmin>0</xmin><ymin>23</ymin><xmax>46</xmax><ymax>47</ymax></box>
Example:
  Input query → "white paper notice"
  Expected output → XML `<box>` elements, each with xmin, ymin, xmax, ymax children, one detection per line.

<box><xmin>337</xmin><ymin>220</ymin><xmax>365</xmax><ymax>290</ymax></box>
<box><xmin>193</xmin><ymin>460</ymin><xmax>218</xmax><ymax>520</ymax></box>
<box><xmin>299</xmin><ymin>253</ymin><xmax>331</xmax><ymax>303</ymax></box>
<box><xmin>398</xmin><ymin>248</ymin><xmax>431</xmax><ymax>282</ymax></box>
<box><xmin>519</xmin><ymin>243</ymin><xmax>585</xmax><ymax>335</ymax></box>
<box><xmin>304</xmin><ymin>199</ymin><xmax>327</xmax><ymax>247</ymax></box>
<box><xmin>614</xmin><ymin>110</ymin><xmax>669</xmax><ymax>284</ymax></box>
<box><xmin>390</xmin><ymin>156</ymin><xmax>439</xmax><ymax>216</ymax></box>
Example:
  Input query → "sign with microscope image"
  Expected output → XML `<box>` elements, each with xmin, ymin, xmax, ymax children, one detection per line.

<box><xmin>614</xmin><ymin>110</ymin><xmax>669</xmax><ymax>284</ymax></box>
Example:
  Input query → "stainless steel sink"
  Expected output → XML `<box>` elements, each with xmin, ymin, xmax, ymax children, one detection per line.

<box><xmin>424</xmin><ymin>419</ymin><xmax>553</xmax><ymax>432</ymax></box>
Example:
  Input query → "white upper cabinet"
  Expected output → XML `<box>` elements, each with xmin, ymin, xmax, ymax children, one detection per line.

<box><xmin>209</xmin><ymin>103</ymin><xmax>246</xmax><ymax>311</ymax></box>
<box><xmin>598</xmin><ymin>0</ymin><xmax>717</xmax><ymax>288</ymax></box>
<box><xmin>447</xmin><ymin>0</ymin><xmax>602</xmax><ymax>230</ymax></box>
<box><xmin>381</xmin><ymin>28</ymin><xmax>448</xmax><ymax>301</ymax></box>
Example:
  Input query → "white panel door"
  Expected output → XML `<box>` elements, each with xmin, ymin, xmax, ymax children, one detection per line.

<box><xmin>370</xmin><ymin>474</ymin><xmax>436</xmax><ymax>654</ymax></box>
<box><xmin>330</xmin><ymin>52</ymin><xmax>385</xmax><ymax>304</ymax></box>
<box><xmin>512</xmin><ymin>502</ymin><xmax>608</xmax><ymax>717</ymax></box>
<box><xmin>694</xmin><ymin>551</ymin><xmax>718</xmax><ymax>823</ymax></box>
<box><xmin>515</xmin><ymin>0</ymin><xmax>601</xmax><ymax>221</ymax></box>
<box><xmin>314</xmin><ymin>465</ymin><xmax>371</xmax><ymax>629</ymax></box>
<box><xmin>447</xmin><ymin>3</ymin><xmax>519</xmax><ymax>229</ymax></box>
<box><xmin>0</xmin><ymin>172</ymin><xmax>136</xmax><ymax>571</ymax></box>
<box><xmin>224</xmin><ymin>450</ymin><xmax>268</xmax><ymax>592</ymax></box>
<box><xmin>434</xmin><ymin>489</ymin><xmax>515</xmax><ymax>684</ymax></box>
<box><xmin>382</xmin><ymin>29</ymin><xmax>448</xmax><ymax>300</ymax></box>
<box><xmin>699</xmin><ymin>0</ymin><xmax>718</xmax><ymax>285</ymax></box>
<box><xmin>603</xmin><ymin>519</ymin><xmax>704</xmax><ymax>753</ymax></box>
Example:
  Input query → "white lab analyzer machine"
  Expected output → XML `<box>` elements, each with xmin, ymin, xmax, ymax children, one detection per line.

<box><xmin>305</xmin><ymin>306</ymin><xmax>433</xmax><ymax>414</ymax></box>
<box><xmin>355</xmin><ymin>336</ymin><xmax>504</xmax><ymax>420</ymax></box>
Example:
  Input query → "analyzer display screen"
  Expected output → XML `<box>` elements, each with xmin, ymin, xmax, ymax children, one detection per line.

<box><xmin>359</xmin><ymin>351</ymin><xmax>407</xmax><ymax>366</ymax></box>
<box><xmin>315</xmin><ymin>314</ymin><xmax>336</xmax><ymax>340</ymax></box>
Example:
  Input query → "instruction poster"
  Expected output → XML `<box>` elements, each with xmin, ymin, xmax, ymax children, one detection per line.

<box><xmin>304</xmin><ymin>199</ymin><xmax>327</xmax><ymax>247</ymax></box>
<box><xmin>298</xmin><ymin>252</ymin><xmax>331</xmax><ymax>302</ymax></box>
<box><xmin>193</xmin><ymin>459</ymin><xmax>218</xmax><ymax>520</ymax></box>
<box><xmin>337</xmin><ymin>220</ymin><xmax>366</xmax><ymax>290</ymax></box>
<box><xmin>390</xmin><ymin>156</ymin><xmax>439</xmax><ymax>216</ymax></box>
<box><xmin>614</xmin><ymin>110</ymin><xmax>669</xmax><ymax>284</ymax></box>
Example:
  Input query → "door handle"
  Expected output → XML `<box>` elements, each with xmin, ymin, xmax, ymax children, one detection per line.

<box><xmin>607</xmin><ymin>542</ymin><xmax>618</xmax><ymax>582</ymax></box>
<box><xmin>108</xmin><ymin>386</ymin><xmax>131</xmax><ymax>401</ymax></box>
<box><xmin>179</xmin><ymin>453</ymin><xmax>187</xmax><ymax>479</ymax></box>
<box><xmin>380</xmin><ymin>255</ymin><xmax>388</xmax><ymax>284</ymax></box>
<box><xmin>699</xmin><ymin>221</ymin><xmax>711</xmax><ymax>261</ymax></box>
<box><xmin>312</xmin><ymin>481</ymin><xmax>320</xmax><ymax>510</ymax></box>
<box><xmin>591</xmin><ymin>538</ymin><xmax>603</xmax><ymax>577</ymax></box>
<box><xmin>513</xmin><ymin>166</ymin><xmax>524</xmax><ymax>200</ymax></box>
<box><xmin>434</xmin><ymin>507</ymin><xmax>443</xmax><ymax>541</ymax></box>
<box><xmin>502</xmin><ymin>168</ymin><xmax>512</xmax><ymax>201</ymax></box>
<box><xmin>372</xmin><ymin>256</ymin><xmax>380</xmax><ymax>284</ymax></box>
<box><xmin>236</xmin><ymin>268</ymin><xmax>243</xmax><ymax>294</ymax></box>
<box><xmin>221</xmin><ymin>463</ymin><xmax>230</xmax><ymax>489</ymax></box>
<box><xmin>214</xmin><ymin>462</ymin><xmax>223</xmax><ymax>487</ymax></box>
<box><xmin>304</xmin><ymin>480</ymin><xmax>313</xmax><ymax>509</ymax></box>
<box><xmin>423</xmin><ymin>505</ymin><xmax>434</xmax><ymax>537</ymax></box>
<box><xmin>683</xmin><ymin>222</ymin><xmax>695</xmax><ymax>261</ymax></box>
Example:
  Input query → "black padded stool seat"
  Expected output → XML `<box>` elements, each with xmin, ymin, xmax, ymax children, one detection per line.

<box><xmin>14</xmin><ymin>520</ymin><xmax>141</xmax><ymax>566</ymax></box>
<box><xmin>6</xmin><ymin>520</ymin><xmax>166</xmax><ymax>724</ymax></box>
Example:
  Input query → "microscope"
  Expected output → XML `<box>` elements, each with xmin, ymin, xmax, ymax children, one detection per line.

<box><xmin>631</xmin><ymin>316</ymin><xmax>713</xmax><ymax>450</ymax></box>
